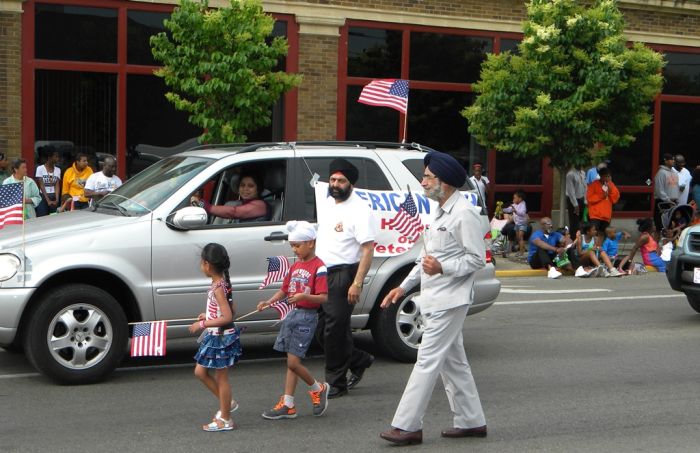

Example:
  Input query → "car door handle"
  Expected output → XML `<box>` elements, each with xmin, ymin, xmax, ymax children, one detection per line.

<box><xmin>264</xmin><ymin>231</ymin><xmax>289</xmax><ymax>241</ymax></box>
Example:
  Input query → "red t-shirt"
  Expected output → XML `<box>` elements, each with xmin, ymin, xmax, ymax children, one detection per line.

<box><xmin>282</xmin><ymin>256</ymin><xmax>328</xmax><ymax>309</ymax></box>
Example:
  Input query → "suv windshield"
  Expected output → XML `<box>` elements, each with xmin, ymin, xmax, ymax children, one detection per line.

<box><xmin>97</xmin><ymin>156</ymin><xmax>212</xmax><ymax>215</ymax></box>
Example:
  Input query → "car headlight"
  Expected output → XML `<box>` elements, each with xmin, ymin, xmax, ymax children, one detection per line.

<box><xmin>0</xmin><ymin>254</ymin><xmax>21</xmax><ymax>281</ymax></box>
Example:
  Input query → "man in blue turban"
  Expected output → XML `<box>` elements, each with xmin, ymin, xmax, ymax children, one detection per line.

<box><xmin>379</xmin><ymin>150</ymin><xmax>488</xmax><ymax>446</ymax></box>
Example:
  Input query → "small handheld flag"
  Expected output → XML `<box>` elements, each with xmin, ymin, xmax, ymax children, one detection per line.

<box><xmin>0</xmin><ymin>182</ymin><xmax>24</xmax><ymax>229</ymax></box>
<box><xmin>358</xmin><ymin>79</ymin><xmax>409</xmax><ymax>114</ymax></box>
<box><xmin>386</xmin><ymin>192</ymin><xmax>423</xmax><ymax>239</ymax></box>
<box><xmin>270</xmin><ymin>299</ymin><xmax>295</xmax><ymax>322</ymax></box>
<box><xmin>130</xmin><ymin>321</ymin><xmax>167</xmax><ymax>357</ymax></box>
<box><xmin>259</xmin><ymin>256</ymin><xmax>291</xmax><ymax>289</ymax></box>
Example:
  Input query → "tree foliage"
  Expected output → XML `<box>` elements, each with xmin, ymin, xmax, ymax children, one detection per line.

<box><xmin>462</xmin><ymin>0</ymin><xmax>664</xmax><ymax>170</ymax></box>
<box><xmin>151</xmin><ymin>0</ymin><xmax>302</xmax><ymax>143</ymax></box>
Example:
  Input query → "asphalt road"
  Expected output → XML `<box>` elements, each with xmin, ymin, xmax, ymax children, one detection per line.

<box><xmin>2</xmin><ymin>273</ymin><xmax>700</xmax><ymax>452</ymax></box>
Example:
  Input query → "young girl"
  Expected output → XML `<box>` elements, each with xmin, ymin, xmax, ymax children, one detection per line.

<box><xmin>189</xmin><ymin>243</ymin><xmax>242</xmax><ymax>432</ymax></box>
<box><xmin>619</xmin><ymin>218</ymin><xmax>666</xmax><ymax>273</ymax></box>
<box><xmin>575</xmin><ymin>222</ymin><xmax>621</xmax><ymax>277</ymax></box>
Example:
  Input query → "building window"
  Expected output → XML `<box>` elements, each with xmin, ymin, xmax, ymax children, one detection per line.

<box><xmin>663</xmin><ymin>52</ymin><xmax>700</xmax><ymax>96</ymax></box>
<box><xmin>661</xmin><ymin>102</ymin><xmax>700</xmax><ymax>165</ymax></box>
<box><xmin>348</xmin><ymin>27</ymin><xmax>402</xmax><ymax>78</ymax></box>
<box><xmin>35</xmin><ymin>4</ymin><xmax>117</xmax><ymax>62</ymax></box>
<box><xmin>409</xmin><ymin>33</ymin><xmax>492</xmax><ymax>83</ymax></box>
<box><xmin>25</xmin><ymin>1</ymin><xmax>297</xmax><ymax>178</ymax></box>
<box><xmin>127</xmin><ymin>11</ymin><xmax>170</xmax><ymax>66</ymax></box>
<box><xmin>35</xmin><ymin>70</ymin><xmax>116</xmax><ymax>170</ymax></box>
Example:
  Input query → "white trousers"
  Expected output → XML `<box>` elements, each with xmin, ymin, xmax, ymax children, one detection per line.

<box><xmin>391</xmin><ymin>304</ymin><xmax>486</xmax><ymax>432</ymax></box>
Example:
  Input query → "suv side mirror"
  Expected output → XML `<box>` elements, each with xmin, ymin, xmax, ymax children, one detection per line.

<box><xmin>170</xmin><ymin>206</ymin><xmax>208</xmax><ymax>230</ymax></box>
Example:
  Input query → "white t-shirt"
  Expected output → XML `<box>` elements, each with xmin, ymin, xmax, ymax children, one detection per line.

<box><xmin>85</xmin><ymin>171</ymin><xmax>122</xmax><ymax>194</ymax></box>
<box><xmin>469</xmin><ymin>175</ymin><xmax>489</xmax><ymax>204</ymax></box>
<box><xmin>316</xmin><ymin>190</ymin><xmax>377</xmax><ymax>267</ymax></box>
<box><xmin>35</xmin><ymin>165</ymin><xmax>61</xmax><ymax>194</ymax></box>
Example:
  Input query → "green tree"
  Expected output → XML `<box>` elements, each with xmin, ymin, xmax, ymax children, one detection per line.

<box><xmin>463</xmin><ymin>0</ymin><xmax>664</xmax><ymax>225</ymax></box>
<box><xmin>151</xmin><ymin>0</ymin><xmax>302</xmax><ymax>144</ymax></box>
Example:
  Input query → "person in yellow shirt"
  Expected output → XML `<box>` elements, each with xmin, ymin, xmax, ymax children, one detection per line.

<box><xmin>62</xmin><ymin>153</ymin><xmax>93</xmax><ymax>210</ymax></box>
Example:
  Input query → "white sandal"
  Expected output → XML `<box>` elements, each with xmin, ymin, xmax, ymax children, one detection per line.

<box><xmin>203</xmin><ymin>416</ymin><xmax>236</xmax><ymax>432</ymax></box>
<box><xmin>215</xmin><ymin>400</ymin><xmax>239</xmax><ymax>420</ymax></box>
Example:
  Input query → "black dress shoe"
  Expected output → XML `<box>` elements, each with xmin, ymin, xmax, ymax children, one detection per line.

<box><xmin>348</xmin><ymin>354</ymin><xmax>374</xmax><ymax>390</ymax></box>
<box><xmin>327</xmin><ymin>385</ymin><xmax>348</xmax><ymax>399</ymax></box>
<box><xmin>441</xmin><ymin>425</ymin><xmax>487</xmax><ymax>438</ymax></box>
<box><xmin>379</xmin><ymin>428</ymin><xmax>423</xmax><ymax>445</ymax></box>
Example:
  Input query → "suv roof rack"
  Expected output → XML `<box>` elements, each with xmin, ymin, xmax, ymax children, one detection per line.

<box><xmin>187</xmin><ymin>141</ymin><xmax>437</xmax><ymax>154</ymax></box>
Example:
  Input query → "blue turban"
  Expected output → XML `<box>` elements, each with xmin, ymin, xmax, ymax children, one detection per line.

<box><xmin>424</xmin><ymin>151</ymin><xmax>467</xmax><ymax>188</ymax></box>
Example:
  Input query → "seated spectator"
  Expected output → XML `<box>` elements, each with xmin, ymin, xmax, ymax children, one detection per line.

<box><xmin>666</xmin><ymin>208</ymin><xmax>689</xmax><ymax>243</ymax></box>
<box><xmin>191</xmin><ymin>172</ymin><xmax>270</xmax><ymax>223</ymax></box>
<box><xmin>619</xmin><ymin>218</ymin><xmax>666</xmax><ymax>273</ymax></box>
<box><xmin>501</xmin><ymin>189</ymin><xmax>528</xmax><ymax>257</ymax></box>
<box><xmin>527</xmin><ymin>217</ymin><xmax>572</xmax><ymax>279</ymax></box>
<box><xmin>35</xmin><ymin>146</ymin><xmax>61</xmax><ymax>216</ymax></box>
<box><xmin>2</xmin><ymin>158</ymin><xmax>41</xmax><ymax>219</ymax></box>
<box><xmin>601</xmin><ymin>226</ymin><xmax>631</xmax><ymax>271</ymax></box>
<box><xmin>574</xmin><ymin>222</ymin><xmax>621</xmax><ymax>277</ymax></box>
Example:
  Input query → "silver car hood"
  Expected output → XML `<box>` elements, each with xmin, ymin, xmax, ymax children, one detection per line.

<box><xmin>0</xmin><ymin>211</ymin><xmax>141</xmax><ymax>251</ymax></box>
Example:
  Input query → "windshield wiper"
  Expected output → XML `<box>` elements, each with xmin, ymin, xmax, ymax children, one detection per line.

<box><xmin>95</xmin><ymin>200</ymin><xmax>129</xmax><ymax>216</ymax></box>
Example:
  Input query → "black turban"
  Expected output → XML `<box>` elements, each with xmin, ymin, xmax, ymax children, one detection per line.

<box><xmin>329</xmin><ymin>158</ymin><xmax>359</xmax><ymax>185</ymax></box>
<box><xmin>424</xmin><ymin>151</ymin><xmax>467</xmax><ymax>188</ymax></box>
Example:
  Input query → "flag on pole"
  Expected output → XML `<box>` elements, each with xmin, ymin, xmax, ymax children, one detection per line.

<box><xmin>358</xmin><ymin>79</ymin><xmax>409</xmax><ymax>114</ymax></box>
<box><xmin>130</xmin><ymin>321</ymin><xmax>167</xmax><ymax>357</ymax></box>
<box><xmin>0</xmin><ymin>182</ymin><xmax>24</xmax><ymax>229</ymax></box>
<box><xmin>259</xmin><ymin>256</ymin><xmax>291</xmax><ymax>289</ymax></box>
<box><xmin>386</xmin><ymin>192</ymin><xmax>423</xmax><ymax>239</ymax></box>
<box><xmin>270</xmin><ymin>298</ymin><xmax>295</xmax><ymax>322</ymax></box>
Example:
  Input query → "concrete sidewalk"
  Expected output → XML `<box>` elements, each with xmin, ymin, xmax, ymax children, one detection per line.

<box><xmin>493</xmin><ymin>253</ymin><xmax>658</xmax><ymax>278</ymax></box>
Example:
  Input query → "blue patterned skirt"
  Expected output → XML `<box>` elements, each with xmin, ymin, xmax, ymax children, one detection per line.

<box><xmin>194</xmin><ymin>328</ymin><xmax>243</xmax><ymax>369</ymax></box>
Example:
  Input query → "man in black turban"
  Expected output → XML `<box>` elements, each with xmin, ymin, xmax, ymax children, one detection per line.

<box><xmin>315</xmin><ymin>157</ymin><xmax>376</xmax><ymax>398</ymax></box>
<box><xmin>327</xmin><ymin>158</ymin><xmax>359</xmax><ymax>201</ymax></box>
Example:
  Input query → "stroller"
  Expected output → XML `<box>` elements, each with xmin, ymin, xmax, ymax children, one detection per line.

<box><xmin>660</xmin><ymin>202</ymin><xmax>693</xmax><ymax>245</ymax></box>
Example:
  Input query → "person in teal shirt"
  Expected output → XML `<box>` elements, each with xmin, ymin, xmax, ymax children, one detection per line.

<box><xmin>2</xmin><ymin>158</ymin><xmax>42</xmax><ymax>219</ymax></box>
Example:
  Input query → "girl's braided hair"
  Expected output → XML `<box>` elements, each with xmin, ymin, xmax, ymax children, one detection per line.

<box><xmin>201</xmin><ymin>243</ymin><xmax>232</xmax><ymax>305</ymax></box>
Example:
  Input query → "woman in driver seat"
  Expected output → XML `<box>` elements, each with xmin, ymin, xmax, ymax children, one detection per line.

<box><xmin>191</xmin><ymin>172</ymin><xmax>270</xmax><ymax>222</ymax></box>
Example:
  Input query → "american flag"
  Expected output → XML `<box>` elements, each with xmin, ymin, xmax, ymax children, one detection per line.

<box><xmin>259</xmin><ymin>256</ymin><xmax>291</xmax><ymax>289</ymax></box>
<box><xmin>386</xmin><ymin>192</ymin><xmax>423</xmax><ymax>239</ymax></box>
<box><xmin>270</xmin><ymin>298</ymin><xmax>295</xmax><ymax>322</ymax></box>
<box><xmin>0</xmin><ymin>182</ymin><xmax>23</xmax><ymax>229</ymax></box>
<box><xmin>130</xmin><ymin>321</ymin><xmax>167</xmax><ymax>357</ymax></box>
<box><xmin>358</xmin><ymin>79</ymin><xmax>409</xmax><ymax>114</ymax></box>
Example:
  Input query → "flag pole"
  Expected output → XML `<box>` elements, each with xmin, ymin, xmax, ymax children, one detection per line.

<box><xmin>126</xmin><ymin>308</ymin><xmax>262</xmax><ymax>326</ymax></box>
<box><xmin>401</xmin><ymin>82</ymin><xmax>409</xmax><ymax>143</ymax></box>
<box><xmin>21</xmin><ymin>176</ymin><xmax>26</xmax><ymax>279</ymax></box>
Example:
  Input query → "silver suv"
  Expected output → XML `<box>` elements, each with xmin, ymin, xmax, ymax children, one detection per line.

<box><xmin>0</xmin><ymin>142</ymin><xmax>500</xmax><ymax>383</ymax></box>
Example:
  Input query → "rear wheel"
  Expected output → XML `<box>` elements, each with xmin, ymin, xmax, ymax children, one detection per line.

<box><xmin>23</xmin><ymin>284</ymin><xmax>128</xmax><ymax>384</ymax></box>
<box><xmin>370</xmin><ymin>286</ymin><xmax>422</xmax><ymax>362</ymax></box>
<box><xmin>686</xmin><ymin>294</ymin><xmax>700</xmax><ymax>313</ymax></box>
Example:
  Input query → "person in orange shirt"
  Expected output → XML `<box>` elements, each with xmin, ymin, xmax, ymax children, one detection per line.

<box><xmin>586</xmin><ymin>167</ymin><xmax>620</xmax><ymax>239</ymax></box>
<box><xmin>61</xmin><ymin>153</ymin><xmax>93</xmax><ymax>210</ymax></box>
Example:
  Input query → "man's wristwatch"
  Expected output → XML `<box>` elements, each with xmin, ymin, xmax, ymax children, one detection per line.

<box><xmin>352</xmin><ymin>280</ymin><xmax>363</xmax><ymax>289</ymax></box>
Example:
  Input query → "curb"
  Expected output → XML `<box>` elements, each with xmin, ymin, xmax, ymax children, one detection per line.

<box><xmin>495</xmin><ymin>265</ymin><xmax>659</xmax><ymax>278</ymax></box>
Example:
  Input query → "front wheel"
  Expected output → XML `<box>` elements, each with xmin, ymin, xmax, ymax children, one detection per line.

<box><xmin>23</xmin><ymin>284</ymin><xmax>128</xmax><ymax>384</ymax></box>
<box><xmin>370</xmin><ymin>286</ymin><xmax>423</xmax><ymax>362</ymax></box>
<box><xmin>686</xmin><ymin>294</ymin><xmax>700</xmax><ymax>314</ymax></box>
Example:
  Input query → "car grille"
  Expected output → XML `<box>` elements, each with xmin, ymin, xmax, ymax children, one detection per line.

<box><xmin>689</xmin><ymin>233</ymin><xmax>700</xmax><ymax>253</ymax></box>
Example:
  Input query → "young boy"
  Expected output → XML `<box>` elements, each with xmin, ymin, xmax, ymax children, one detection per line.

<box><xmin>601</xmin><ymin>226</ymin><xmax>631</xmax><ymax>270</ymax></box>
<box><xmin>502</xmin><ymin>190</ymin><xmax>529</xmax><ymax>256</ymax></box>
<box><xmin>257</xmin><ymin>220</ymin><xmax>330</xmax><ymax>419</ymax></box>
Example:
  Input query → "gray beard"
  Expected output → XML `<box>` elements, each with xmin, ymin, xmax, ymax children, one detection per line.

<box><xmin>425</xmin><ymin>186</ymin><xmax>445</xmax><ymax>202</ymax></box>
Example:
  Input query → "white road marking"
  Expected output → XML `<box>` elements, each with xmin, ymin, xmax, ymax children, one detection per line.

<box><xmin>500</xmin><ymin>288</ymin><xmax>612</xmax><ymax>294</ymax></box>
<box><xmin>0</xmin><ymin>372</ymin><xmax>39</xmax><ymax>379</ymax></box>
<box><xmin>496</xmin><ymin>293</ymin><xmax>685</xmax><ymax>305</ymax></box>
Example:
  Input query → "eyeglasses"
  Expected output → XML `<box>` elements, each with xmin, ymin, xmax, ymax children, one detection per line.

<box><xmin>422</xmin><ymin>174</ymin><xmax>438</xmax><ymax>181</ymax></box>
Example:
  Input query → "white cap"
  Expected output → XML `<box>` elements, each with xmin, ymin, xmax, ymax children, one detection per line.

<box><xmin>286</xmin><ymin>220</ymin><xmax>317</xmax><ymax>241</ymax></box>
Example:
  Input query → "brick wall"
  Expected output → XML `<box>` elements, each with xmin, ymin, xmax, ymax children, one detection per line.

<box><xmin>0</xmin><ymin>11</ymin><xmax>21</xmax><ymax>160</ymax></box>
<box><xmin>297</xmin><ymin>34</ymin><xmax>339</xmax><ymax>140</ymax></box>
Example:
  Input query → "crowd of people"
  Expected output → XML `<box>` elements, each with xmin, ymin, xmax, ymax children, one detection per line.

<box><xmin>480</xmin><ymin>153</ymin><xmax>700</xmax><ymax>279</ymax></box>
<box><xmin>0</xmin><ymin>146</ymin><xmax>122</xmax><ymax>218</ymax></box>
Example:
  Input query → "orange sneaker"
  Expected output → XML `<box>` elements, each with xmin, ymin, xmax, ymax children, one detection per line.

<box><xmin>309</xmin><ymin>382</ymin><xmax>329</xmax><ymax>417</ymax></box>
<box><xmin>262</xmin><ymin>396</ymin><xmax>297</xmax><ymax>420</ymax></box>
